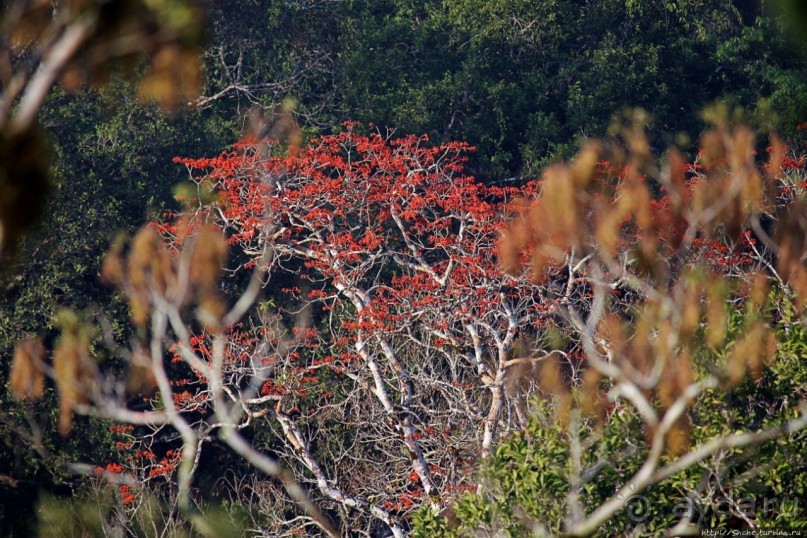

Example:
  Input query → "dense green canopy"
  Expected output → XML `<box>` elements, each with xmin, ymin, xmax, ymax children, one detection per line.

<box><xmin>204</xmin><ymin>0</ymin><xmax>807</xmax><ymax>177</ymax></box>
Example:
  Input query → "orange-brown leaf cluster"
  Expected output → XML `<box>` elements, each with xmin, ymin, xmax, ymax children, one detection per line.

<box><xmin>101</xmin><ymin>221</ymin><xmax>229</xmax><ymax>328</ymax></box>
<box><xmin>53</xmin><ymin>321</ymin><xmax>97</xmax><ymax>436</ymax></box>
<box><xmin>9</xmin><ymin>336</ymin><xmax>46</xmax><ymax>401</ymax></box>
<box><xmin>500</xmin><ymin>120</ymin><xmax>804</xmax><ymax>450</ymax></box>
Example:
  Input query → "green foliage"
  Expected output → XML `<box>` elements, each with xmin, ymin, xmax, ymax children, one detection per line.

<box><xmin>0</xmin><ymin>76</ymin><xmax>239</xmax><ymax>532</ymax></box>
<box><xmin>414</xmin><ymin>296</ymin><xmax>807</xmax><ymax>536</ymax></box>
<box><xmin>36</xmin><ymin>489</ymin><xmax>118</xmax><ymax>538</ymax></box>
<box><xmin>198</xmin><ymin>0</ymin><xmax>807</xmax><ymax>179</ymax></box>
<box><xmin>34</xmin><ymin>486</ymin><xmax>249</xmax><ymax>537</ymax></box>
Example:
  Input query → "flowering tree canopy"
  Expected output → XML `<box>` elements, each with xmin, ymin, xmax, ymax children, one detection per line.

<box><xmin>11</xmin><ymin>118</ymin><xmax>807</xmax><ymax>536</ymax></box>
